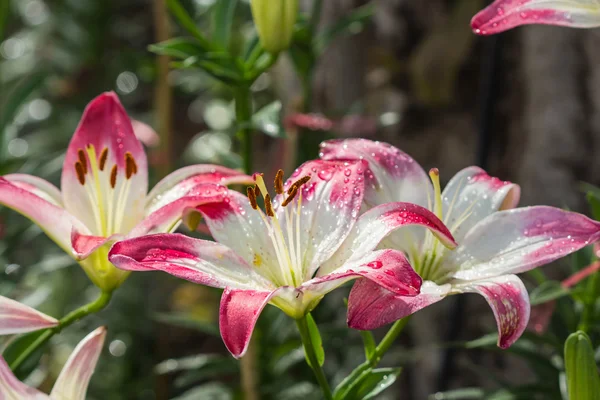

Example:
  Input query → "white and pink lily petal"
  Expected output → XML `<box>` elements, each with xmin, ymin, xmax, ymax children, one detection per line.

<box><xmin>348</xmin><ymin>275</ymin><xmax>529</xmax><ymax>349</ymax></box>
<box><xmin>320</xmin><ymin>139</ymin><xmax>520</xmax><ymax>279</ymax></box>
<box><xmin>323</xmin><ymin>139</ymin><xmax>600</xmax><ymax>347</ymax></box>
<box><xmin>471</xmin><ymin>0</ymin><xmax>600</xmax><ymax>35</ymax></box>
<box><xmin>348</xmin><ymin>206</ymin><xmax>600</xmax><ymax>347</ymax></box>
<box><xmin>0</xmin><ymin>326</ymin><xmax>106</xmax><ymax>400</ymax></box>
<box><xmin>109</xmin><ymin>160</ymin><xmax>457</xmax><ymax>357</ymax></box>
<box><xmin>0</xmin><ymin>92</ymin><xmax>252</xmax><ymax>290</ymax></box>
<box><xmin>0</xmin><ymin>296</ymin><xmax>58</xmax><ymax>335</ymax></box>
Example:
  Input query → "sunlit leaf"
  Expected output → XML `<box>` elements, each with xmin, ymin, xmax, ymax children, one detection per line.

<box><xmin>251</xmin><ymin>101</ymin><xmax>285</xmax><ymax>138</ymax></box>
<box><xmin>303</xmin><ymin>313</ymin><xmax>324</xmax><ymax>368</ymax></box>
<box><xmin>342</xmin><ymin>367</ymin><xmax>401</xmax><ymax>400</ymax></box>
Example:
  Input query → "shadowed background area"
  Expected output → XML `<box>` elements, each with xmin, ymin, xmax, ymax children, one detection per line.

<box><xmin>0</xmin><ymin>0</ymin><xmax>597</xmax><ymax>399</ymax></box>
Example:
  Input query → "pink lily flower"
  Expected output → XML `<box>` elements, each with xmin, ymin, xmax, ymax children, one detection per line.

<box><xmin>321</xmin><ymin>139</ymin><xmax>600</xmax><ymax>348</ymax></box>
<box><xmin>0</xmin><ymin>295</ymin><xmax>58</xmax><ymax>335</ymax></box>
<box><xmin>108</xmin><ymin>160</ymin><xmax>457</xmax><ymax>357</ymax></box>
<box><xmin>0</xmin><ymin>326</ymin><xmax>106</xmax><ymax>399</ymax></box>
<box><xmin>471</xmin><ymin>0</ymin><xmax>600</xmax><ymax>35</ymax></box>
<box><xmin>0</xmin><ymin>92</ymin><xmax>253</xmax><ymax>291</ymax></box>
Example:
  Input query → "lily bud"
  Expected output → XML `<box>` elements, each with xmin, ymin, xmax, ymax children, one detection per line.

<box><xmin>250</xmin><ymin>0</ymin><xmax>298</xmax><ymax>54</ymax></box>
<box><xmin>564</xmin><ymin>331</ymin><xmax>600</xmax><ymax>400</ymax></box>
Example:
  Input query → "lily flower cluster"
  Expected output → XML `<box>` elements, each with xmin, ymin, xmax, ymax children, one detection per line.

<box><xmin>2</xmin><ymin>93</ymin><xmax>600</xmax><ymax>396</ymax></box>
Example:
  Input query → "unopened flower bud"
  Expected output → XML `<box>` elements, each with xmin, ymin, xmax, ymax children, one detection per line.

<box><xmin>250</xmin><ymin>0</ymin><xmax>298</xmax><ymax>54</ymax></box>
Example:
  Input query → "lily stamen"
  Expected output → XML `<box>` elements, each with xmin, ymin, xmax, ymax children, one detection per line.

<box><xmin>77</xmin><ymin>149</ymin><xmax>88</xmax><ymax>174</ymax></box>
<box><xmin>125</xmin><ymin>152</ymin><xmax>138</xmax><ymax>179</ymax></box>
<box><xmin>264</xmin><ymin>194</ymin><xmax>275</xmax><ymax>217</ymax></box>
<box><xmin>110</xmin><ymin>165</ymin><xmax>118</xmax><ymax>189</ymax></box>
<box><xmin>288</xmin><ymin>176</ymin><xmax>311</xmax><ymax>195</ymax></box>
<box><xmin>247</xmin><ymin>186</ymin><xmax>258</xmax><ymax>209</ymax></box>
<box><xmin>98</xmin><ymin>147</ymin><xmax>109</xmax><ymax>171</ymax></box>
<box><xmin>282</xmin><ymin>186</ymin><xmax>298</xmax><ymax>207</ymax></box>
<box><xmin>274</xmin><ymin>169</ymin><xmax>284</xmax><ymax>194</ymax></box>
<box><xmin>75</xmin><ymin>162</ymin><xmax>86</xmax><ymax>185</ymax></box>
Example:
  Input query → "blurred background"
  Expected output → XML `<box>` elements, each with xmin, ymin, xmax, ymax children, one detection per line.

<box><xmin>1</xmin><ymin>0</ymin><xmax>598</xmax><ymax>399</ymax></box>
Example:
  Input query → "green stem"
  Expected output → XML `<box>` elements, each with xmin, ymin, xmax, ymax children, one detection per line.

<box><xmin>334</xmin><ymin>318</ymin><xmax>410</xmax><ymax>399</ymax></box>
<box><xmin>296</xmin><ymin>315</ymin><xmax>332</xmax><ymax>400</ymax></box>
<box><xmin>372</xmin><ymin>317</ymin><xmax>410</xmax><ymax>363</ymax></box>
<box><xmin>578</xmin><ymin>271</ymin><xmax>600</xmax><ymax>332</ymax></box>
<box><xmin>234</xmin><ymin>87</ymin><xmax>253</xmax><ymax>174</ymax></box>
<box><xmin>10</xmin><ymin>290</ymin><xmax>112</xmax><ymax>371</ymax></box>
<box><xmin>310</xmin><ymin>0</ymin><xmax>324</xmax><ymax>32</ymax></box>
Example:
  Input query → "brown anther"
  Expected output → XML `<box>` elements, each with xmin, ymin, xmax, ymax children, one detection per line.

<box><xmin>75</xmin><ymin>162</ymin><xmax>86</xmax><ymax>185</ymax></box>
<box><xmin>110</xmin><ymin>165</ymin><xmax>118</xmax><ymax>188</ymax></box>
<box><xmin>274</xmin><ymin>169</ymin><xmax>284</xmax><ymax>195</ymax></box>
<box><xmin>287</xmin><ymin>175</ymin><xmax>311</xmax><ymax>194</ymax></box>
<box><xmin>98</xmin><ymin>148</ymin><xmax>109</xmax><ymax>171</ymax></box>
<box><xmin>247</xmin><ymin>186</ymin><xmax>258</xmax><ymax>210</ymax></box>
<box><xmin>77</xmin><ymin>149</ymin><xmax>88</xmax><ymax>174</ymax></box>
<box><xmin>281</xmin><ymin>185</ymin><xmax>298</xmax><ymax>207</ymax></box>
<box><xmin>254</xmin><ymin>185</ymin><xmax>261</xmax><ymax>198</ymax></box>
<box><xmin>264</xmin><ymin>194</ymin><xmax>275</xmax><ymax>217</ymax></box>
<box><xmin>124</xmin><ymin>152</ymin><xmax>137</xmax><ymax>179</ymax></box>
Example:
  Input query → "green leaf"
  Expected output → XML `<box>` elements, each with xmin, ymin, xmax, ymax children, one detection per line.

<box><xmin>251</xmin><ymin>101</ymin><xmax>285</xmax><ymax>138</ymax></box>
<box><xmin>359</xmin><ymin>330</ymin><xmax>376</xmax><ymax>361</ymax></box>
<box><xmin>343</xmin><ymin>367</ymin><xmax>401</xmax><ymax>400</ymax></box>
<box><xmin>587</xmin><ymin>191</ymin><xmax>600</xmax><ymax>221</ymax></box>
<box><xmin>148</xmin><ymin>37</ymin><xmax>207</xmax><ymax>59</ymax></box>
<box><xmin>2</xmin><ymin>329</ymin><xmax>49</xmax><ymax>379</ymax></box>
<box><xmin>153</xmin><ymin>312</ymin><xmax>219</xmax><ymax>336</ymax></box>
<box><xmin>211</xmin><ymin>0</ymin><xmax>238</xmax><ymax>49</ymax></box>
<box><xmin>529</xmin><ymin>281</ymin><xmax>570</xmax><ymax>306</ymax></box>
<box><xmin>303</xmin><ymin>313</ymin><xmax>324</xmax><ymax>368</ymax></box>
<box><xmin>564</xmin><ymin>331</ymin><xmax>600</xmax><ymax>400</ymax></box>
<box><xmin>166</xmin><ymin>0</ymin><xmax>213</xmax><ymax>49</ymax></box>
<box><xmin>314</xmin><ymin>2</ymin><xmax>374</xmax><ymax>54</ymax></box>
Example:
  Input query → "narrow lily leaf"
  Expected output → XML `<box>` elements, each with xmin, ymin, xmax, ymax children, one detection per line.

<box><xmin>2</xmin><ymin>329</ymin><xmax>49</xmax><ymax>379</ymax></box>
<box><xmin>471</xmin><ymin>0</ymin><xmax>600</xmax><ymax>36</ymax></box>
<box><xmin>211</xmin><ymin>0</ymin><xmax>238</xmax><ymax>48</ymax></box>
<box><xmin>529</xmin><ymin>281</ymin><xmax>570</xmax><ymax>306</ymax></box>
<box><xmin>564</xmin><ymin>331</ymin><xmax>600</xmax><ymax>400</ymax></box>
<box><xmin>359</xmin><ymin>330</ymin><xmax>376</xmax><ymax>361</ymax></box>
<box><xmin>153</xmin><ymin>312</ymin><xmax>219</xmax><ymax>336</ymax></box>
<box><xmin>149</xmin><ymin>38</ymin><xmax>207</xmax><ymax>60</ymax></box>
<box><xmin>251</xmin><ymin>101</ymin><xmax>285</xmax><ymax>138</ymax></box>
<box><xmin>303</xmin><ymin>313</ymin><xmax>324</xmax><ymax>368</ymax></box>
<box><xmin>343</xmin><ymin>367</ymin><xmax>402</xmax><ymax>400</ymax></box>
<box><xmin>166</xmin><ymin>0</ymin><xmax>213</xmax><ymax>49</ymax></box>
<box><xmin>315</xmin><ymin>2</ymin><xmax>375</xmax><ymax>54</ymax></box>
<box><xmin>586</xmin><ymin>191</ymin><xmax>600</xmax><ymax>221</ymax></box>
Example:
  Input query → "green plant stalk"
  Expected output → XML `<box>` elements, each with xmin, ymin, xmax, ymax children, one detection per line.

<box><xmin>311</xmin><ymin>0</ymin><xmax>324</xmax><ymax>32</ymax></box>
<box><xmin>10</xmin><ymin>290</ymin><xmax>112</xmax><ymax>371</ymax></box>
<box><xmin>296</xmin><ymin>315</ymin><xmax>333</xmax><ymax>400</ymax></box>
<box><xmin>334</xmin><ymin>318</ymin><xmax>410</xmax><ymax>398</ymax></box>
<box><xmin>234</xmin><ymin>87</ymin><xmax>253</xmax><ymax>174</ymax></box>
<box><xmin>578</xmin><ymin>270</ymin><xmax>600</xmax><ymax>332</ymax></box>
